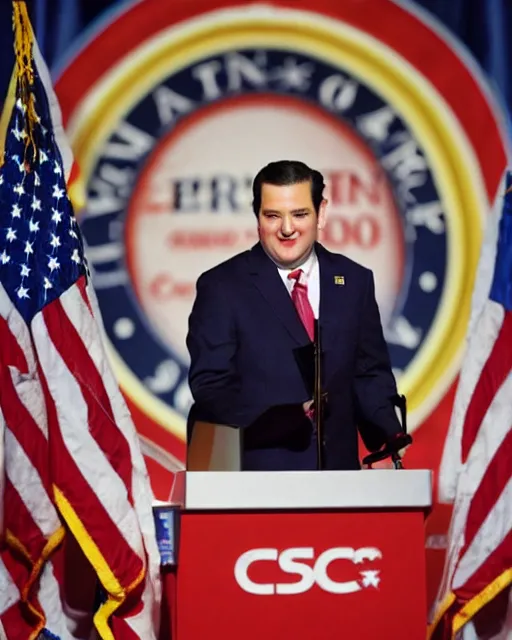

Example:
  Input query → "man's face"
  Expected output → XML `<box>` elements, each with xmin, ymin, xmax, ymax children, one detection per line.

<box><xmin>257</xmin><ymin>181</ymin><xmax>326</xmax><ymax>269</ymax></box>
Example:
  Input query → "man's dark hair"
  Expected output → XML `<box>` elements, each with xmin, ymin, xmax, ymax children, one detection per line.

<box><xmin>252</xmin><ymin>160</ymin><xmax>326</xmax><ymax>216</ymax></box>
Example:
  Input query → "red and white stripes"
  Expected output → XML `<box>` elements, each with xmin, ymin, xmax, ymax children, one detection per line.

<box><xmin>430</xmin><ymin>179</ymin><xmax>512</xmax><ymax>639</ymax></box>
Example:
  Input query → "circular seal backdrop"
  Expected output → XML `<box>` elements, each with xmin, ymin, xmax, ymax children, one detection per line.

<box><xmin>55</xmin><ymin>0</ymin><xmax>507</xmax><ymax>497</ymax></box>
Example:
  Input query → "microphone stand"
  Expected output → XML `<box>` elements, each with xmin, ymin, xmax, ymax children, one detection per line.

<box><xmin>314</xmin><ymin>320</ymin><xmax>324</xmax><ymax>470</ymax></box>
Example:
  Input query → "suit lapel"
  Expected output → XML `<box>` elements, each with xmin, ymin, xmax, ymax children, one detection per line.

<box><xmin>248</xmin><ymin>243</ymin><xmax>310</xmax><ymax>345</ymax></box>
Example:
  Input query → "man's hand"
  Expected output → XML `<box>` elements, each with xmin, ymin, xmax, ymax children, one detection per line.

<box><xmin>303</xmin><ymin>393</ymin><xmax>329</xmax><ymax>420</ymax></box>
<box><xmin>303</xmin><ymin>400</ymin><xmax>314</xmax><ymax>413</ymax></box>
<box><xmin>362</xmin><ymin>459</ymin><xmax>396</xmax><ymax>470</ymax></box>
<box><xmin>303</xmin><ymin>400</ymin><xmax>314</xmax><ymax>421</ymax></box>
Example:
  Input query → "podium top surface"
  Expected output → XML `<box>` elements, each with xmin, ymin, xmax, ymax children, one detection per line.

<box><xmin>177</xmin><ymin>470</ymin><xmax>432</xmax><ymax>510</ymax></box>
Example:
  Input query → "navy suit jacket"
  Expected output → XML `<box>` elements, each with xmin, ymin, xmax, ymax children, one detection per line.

<box><xmin>186</xmin><ymin>242</ymin><xmax>402</xmax><ymax>471</ymax></box>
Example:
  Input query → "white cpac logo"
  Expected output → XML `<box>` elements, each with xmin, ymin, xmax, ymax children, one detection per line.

<box><xmin>234</xmin><ymin>547</ymin><xmax>382</xmax><ymax>595</ymax></box>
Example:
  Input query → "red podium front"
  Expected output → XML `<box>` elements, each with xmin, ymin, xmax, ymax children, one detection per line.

<box><xmin>175</xmin><ymin>470</ymin><xmax>432</xmax><ymax>640</ymax></box>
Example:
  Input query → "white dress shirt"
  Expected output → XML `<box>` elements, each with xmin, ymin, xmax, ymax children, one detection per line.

<box><xmin>277</xmin><ymin>250</ymin><xmax>320</xmax><ymax>319</ymax></box>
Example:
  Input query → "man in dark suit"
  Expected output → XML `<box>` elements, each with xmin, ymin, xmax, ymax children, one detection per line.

<box><xmin>186</xmin><ymin>160</ymin><xmax>404</xmax><ymax>471</ymax></box>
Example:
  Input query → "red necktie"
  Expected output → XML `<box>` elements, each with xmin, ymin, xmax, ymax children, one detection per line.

<box><xmin>288</xmin><ymin>269</ymin><xmax>315</xmax><ymax>341</ymax></box>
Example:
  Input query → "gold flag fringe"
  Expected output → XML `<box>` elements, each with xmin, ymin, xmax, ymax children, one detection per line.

<box><xmin>12</xmin><ymin>0</ymin><xmax>38</xmax><ymax>163</ymax></box>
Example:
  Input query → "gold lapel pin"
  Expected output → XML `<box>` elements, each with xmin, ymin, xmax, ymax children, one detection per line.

<box><xmin>334</xmin><ymin>276</ymin><xmax>345</xmax><ymax>285</ymax></box>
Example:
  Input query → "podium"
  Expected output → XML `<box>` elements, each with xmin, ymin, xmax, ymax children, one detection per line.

<box><xmin>173</xmin><ymin>469</ymin><xmax>432</xmax><ymax>640</ymax></box>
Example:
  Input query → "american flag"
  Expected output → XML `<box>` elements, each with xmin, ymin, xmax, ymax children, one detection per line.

<box><xmin>0</xmin><ymin>4</ymin><xmax>160</xmax><ymax>639</ymax></box>
<box><xmin>429</xmin><ymin>172</ymin><xmax>512</xmax><ymax>639</ymax></box>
